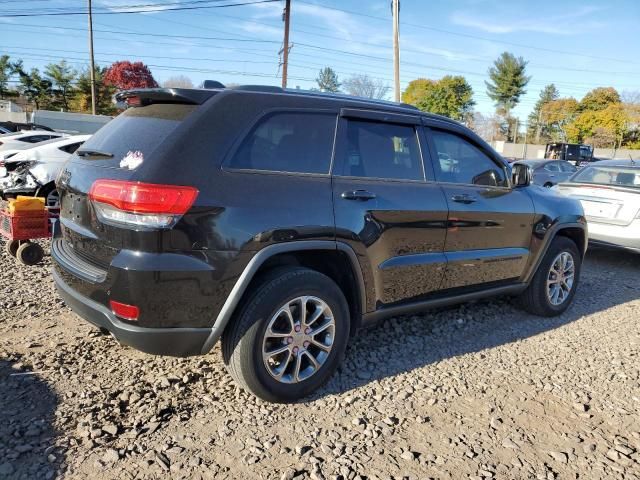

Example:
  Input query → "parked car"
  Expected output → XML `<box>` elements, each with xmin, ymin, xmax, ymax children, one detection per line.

<box><xmin>0</xmin><ymin>130</ymin><xmax>66</xmax><ymax>152</ymax></box>
<box><xmin>555</xmin><ymin>159</ymin><xmax>640</xmax><ymax>252</ymax></box>
<box><xmin>0</xmin><ymin>121</ymin><xmax>55</xmax><ymax>133</ymax></box>
<box><xmin>0</xmin><ymin>135</ymin><xmax>90</xmax><ymax>206</ymax></box>
<box><xmin>52</xmin><ymin>86</ymin><xmax>587</xmax><ymax>402</ymax></box>
<box><xmin>513</xmin><ymin>159</ymin><xmax>577</xmax><ymax>188</ymax></box>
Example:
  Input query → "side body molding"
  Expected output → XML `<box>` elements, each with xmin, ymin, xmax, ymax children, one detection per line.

<box><xmin>200</xmin><ymin>240</ymin><xmax>366</xmax><ymax>353</ymax></box>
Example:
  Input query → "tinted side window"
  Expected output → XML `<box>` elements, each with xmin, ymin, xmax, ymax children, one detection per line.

<box><xmin>430</xmin><ymin>129</ymin><xmax>507</xmax><ymax>187</ymax></box>
<box><xmin>544</xmin><ymin>162</ymin><xmax>561</xmax><ymax>172</ymax></box>
<box><xmin>229</xmin><ymin>112</ymin><xmax>336</xmax><ymax>174</ymax></box>
<box><xmin>339</xmin><ymin>119</ymin><xmax>423</xmax><ymax>181</ymax></box>
<box><xmin>59</xmin><ymin>142</ymin><xmax>83</xmax><ymax>154</ymax></box>
<box><xmin>560</xmin><ymin>162</ymin><xmax>577</xmax><ymax>173</ymax></box>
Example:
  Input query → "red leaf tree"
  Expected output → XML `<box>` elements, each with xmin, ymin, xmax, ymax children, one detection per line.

<box><xmin>104</xmin><ymin>61</ymin><xmax>159</xmax><ymax>90</ymax></box>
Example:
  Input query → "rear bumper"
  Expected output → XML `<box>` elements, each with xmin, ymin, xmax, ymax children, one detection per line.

<box><xmin>53</xmin><ymin>268</ymin><xmax>214</xmax><ymax>357</ymax></box>
<box><xmin>588</xmin><ymin>219</ymin><xmax>640</xmax><ymax>250</ymax></box>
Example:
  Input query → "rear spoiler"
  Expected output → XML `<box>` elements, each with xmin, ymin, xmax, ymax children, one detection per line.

<box><xmin>115</xmin><ymin>88</ymin><xmax>219</xmax><ymax>107</ymax></box>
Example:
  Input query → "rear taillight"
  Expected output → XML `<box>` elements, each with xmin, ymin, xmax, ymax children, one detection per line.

<box><xmin>89</xmin><ymin>179</ymin><xmax>198</xmax><ymax>229</ymax></box>
<box><xmin>110</xmin><ymin>300</ymin><xmax>139</xmax><ymax>321</ymax></box>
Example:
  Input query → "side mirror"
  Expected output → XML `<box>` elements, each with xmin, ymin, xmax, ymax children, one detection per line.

<box><xmin>512</xmin><ymin>164</ymin><xmax>531</xmax><ymax>187</ymax></box>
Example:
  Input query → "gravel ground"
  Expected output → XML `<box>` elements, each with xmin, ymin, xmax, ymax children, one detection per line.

<box><xmin>1</xmin><ymin>237</ymin><xmax>639</xmax><ymax>480</ymax></box>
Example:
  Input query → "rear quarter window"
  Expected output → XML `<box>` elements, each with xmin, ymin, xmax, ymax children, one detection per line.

<box><xmin>74</xmin><ymin>104</ymin><xmax>196</xmax><ymax>166</ymax></box>
<box><xmin>227</xmin><ymin>112</ymin><xmax>337</xmax><ymax>174</ymax></box>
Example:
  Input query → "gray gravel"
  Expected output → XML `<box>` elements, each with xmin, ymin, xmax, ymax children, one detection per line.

<box><xmin>1</xmin><ymin>238</ymin><xmax>639</xmax><ymax>479</ymax></box>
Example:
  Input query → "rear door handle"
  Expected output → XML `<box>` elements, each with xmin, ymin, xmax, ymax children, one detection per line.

<box><xmin>451</xmin><ymin>194</ymin><xmax>476</xmax><ymax>204</ymax></box>
<box><xmin>341</xmin><ymin>190</ymin><xmax>377</xmax><ymax>201</ymax></box>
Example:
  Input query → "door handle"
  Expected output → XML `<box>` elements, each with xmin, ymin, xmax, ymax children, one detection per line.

<box><xmin>451</xmin><ymin>194</ymin><xmax>476</xmax><ymax>204</ymax></box>
<box><xmin>341</xmin><ymin>190</ymin><xmax>377</xmax><ymax>201</ymax></box>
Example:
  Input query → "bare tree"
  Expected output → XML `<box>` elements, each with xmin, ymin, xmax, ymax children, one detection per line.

<box><xmin>162</xmin><ymin>75</ymin><xmax>194</xmax><ymax>89</ymax></box>
<box><xmin>621</xmin><ymin>90</ymin><xmax>640</xmax><ymax>105</ymax></box>
<box><xmin>469</xmin><ymin>112</ymin><xmax>503</xmax><ymax>142</ymax></box>
<box><xmin>343</xmin><ymin>74</ymin><xmax>390</xmax><ymax>99</ymax></box>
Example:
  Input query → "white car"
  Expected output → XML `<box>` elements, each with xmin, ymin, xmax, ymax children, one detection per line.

<box><xmin>0</xmin><ymin>135</ymin><xmax>90</xmax><ymax>207</ymax></box>
<box><xmin>555</xmin><ymin>159</ymin><xmax>640</xmax><ymax>252</ymax></box>
<box><xmin>0</xmin><ymin>130</ymin><xmax>66</xmax><ymax>152</ymax></box>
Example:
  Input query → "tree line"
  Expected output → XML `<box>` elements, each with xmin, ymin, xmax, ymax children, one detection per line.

<box><xmin>0</xmin><ymin>55</ymin><xmax>192</xmax><ymax>116</ymax></box>
<box><xmin>2</xmin><ymin>52</ymin><xmax>639</xmax><ymax>149</ymax></box>
<box><xmin>316</xmin><ymin>52</ymin><xmax>640</xmax><ymax>149</ymax></box>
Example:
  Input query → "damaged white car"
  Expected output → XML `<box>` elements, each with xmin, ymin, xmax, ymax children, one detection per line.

<box><xmin>0</xmin><ymin>135</ymin><xmax>90</xmax><ymax>207</ymax></box>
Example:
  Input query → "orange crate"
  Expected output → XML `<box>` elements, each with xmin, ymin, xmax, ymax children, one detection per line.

<box><xmin>0</xmin><ymin>210</ymin><xmax>50</xmax><ymax>241</ymax></box>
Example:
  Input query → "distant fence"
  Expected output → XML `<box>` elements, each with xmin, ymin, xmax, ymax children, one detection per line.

<box><xmin>492</xmin><ymin>141</ymin><xmax>640</xmax><ymax>160</ymax></box>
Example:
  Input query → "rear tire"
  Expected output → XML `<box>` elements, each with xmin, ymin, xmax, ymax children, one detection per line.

<box><xmin>222</xmin><ymin>267</ymin><xmax>350</xmax><ymax>403</ymax></box>
<box><xmin>517</xmin><ymin>236</ymin><xmax>581</xmax><ymax>316</ymax></box>
<box><xmin>544</xmin><ymin>182</ymin><xmax>553</xmax><ymax>188</ymax></box>
<box><xmin>5</xmin><ymin>239</ymin><xmax>20</xmax><ymax>257</ymax></box>
<box><xmin>16</xmin><ymin>242</ymin><xmax>44</xmax><ymax>266</ymax></box>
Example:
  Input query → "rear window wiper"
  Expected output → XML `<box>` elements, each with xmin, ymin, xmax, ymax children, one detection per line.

<box><xmin>76</xmin><ymin>149</ymin><xmax>114</xmax><ymax>158</ymax></box>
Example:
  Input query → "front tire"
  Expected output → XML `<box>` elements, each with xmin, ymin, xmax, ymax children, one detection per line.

<box><xmin>518</xmin><ymin>236</ymin><xmax>581</xmax><ymax>316</ymax></box>
<box><xmin>222</xmin><ymin>267</ymin><xmax>350</xmax><ymax>403</ymax></box>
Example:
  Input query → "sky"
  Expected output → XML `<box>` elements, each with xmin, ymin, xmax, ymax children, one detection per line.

<box><xmin>1</xmin><ymin>0</ymin><xmax>640</xmax><ymax>121</ymax></box>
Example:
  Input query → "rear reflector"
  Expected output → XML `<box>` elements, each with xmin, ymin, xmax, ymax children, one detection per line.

<box><xmin>89</xmin><ymin>180</ymin><xmax>198</xmax><ymax>229</ymax></box>
<box><xmin>110</xmin><ymin>300</ymin><xmax>139</xmax><ymax>321</ymax></box>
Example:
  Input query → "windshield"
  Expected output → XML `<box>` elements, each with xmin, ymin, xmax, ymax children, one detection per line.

<box><xmin>570</xmin><ymin>165</ymin><xmax>640</xmax><ymax>189</ymax></box>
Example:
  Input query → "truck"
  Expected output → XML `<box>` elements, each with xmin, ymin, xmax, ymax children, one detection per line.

<box><xmin>544</xmin><ymin>142</ymin><xmax>600</xmax><ymax>167</ymax></box>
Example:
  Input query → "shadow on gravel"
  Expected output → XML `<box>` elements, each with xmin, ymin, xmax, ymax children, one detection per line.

<box><xmin>0</xmin><ymin>359</ymin><xmax>62</xmax><ymax>479</ymax></box>
<box><xmin>318</xmin><ymin>246</ymin><xmax>640</xmax><ymax>397</ymax></box>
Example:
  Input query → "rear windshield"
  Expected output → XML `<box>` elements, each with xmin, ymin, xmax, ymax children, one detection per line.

<box><xmin>73</xmin><ymin>103</ymin><xmax>196</xmax><ymax>166</ymax></box>
<box><xmin>570</xmin><ymin>165</ymin><xmax>640</xmax><ymax>189</ymax></box>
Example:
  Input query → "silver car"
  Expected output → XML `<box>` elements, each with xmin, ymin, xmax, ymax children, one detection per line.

<box><xmin>555</xmin><ymin>159</ymin><xmax>640</xmax><ymax>252</ymax></box>
<box><xmin>513</xmin><ymin>159</ymin><xmax>577</xmax><ymax>188</ymax></box>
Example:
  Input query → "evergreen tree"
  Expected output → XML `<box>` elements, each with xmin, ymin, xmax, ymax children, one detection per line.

<box><xmin>485</xmin><ymin>52</ymin><xmax>530</xmax><ymax>141</ymax></box>
<box><xmin>45</xmin><ymin>60</ymin><xmax>76</xmax><ymax>111</ymax></box>
<box><xmin>316</xmin><ymin>67</ymin><xmax>340</xmax><ymax>93</ymax></box>
<box><xmin>527</xmin><ymin>84</ymin><xmax>559</xmax><ymax>143</ymax></box>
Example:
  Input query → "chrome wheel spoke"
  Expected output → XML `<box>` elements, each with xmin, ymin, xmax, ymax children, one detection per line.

<box><xmin>293</xmin><ymin>351</ymin><xmax>303</xmax><ymax>382</ymax></box>
<box><xmin>311</xmin><ymin>338</ymin><xmax>331</xmax><ymax>351</ymax></box>
<box><xmin>310</xmin><ymin>321</ymin><xmax>332</xmax><ymax>336</ymax></box>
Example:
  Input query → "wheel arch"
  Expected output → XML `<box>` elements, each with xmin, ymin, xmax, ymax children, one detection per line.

<box><xmin>200</xmin><ymin>241</ymin><xmax>366</xmax><ymax>354</ymax></box>
<box><xmin>523</xmin><ymin>221</ymin><xmax>587</xmax><ymax>284</ymax></box>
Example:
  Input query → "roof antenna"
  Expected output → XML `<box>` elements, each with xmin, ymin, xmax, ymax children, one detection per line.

<box><xmin>630</xmin><ymin>154</ymin><xmax>635</xmax><ymax>166</ymax></box>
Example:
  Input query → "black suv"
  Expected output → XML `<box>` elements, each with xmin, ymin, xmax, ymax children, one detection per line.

<box><xmin>52</xmin><ymin>86</ymin><xmax>587</xmax><ymax>402</ymax></box>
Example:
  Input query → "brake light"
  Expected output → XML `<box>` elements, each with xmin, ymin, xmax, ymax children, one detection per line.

<box><xmin>89</xmin><ymin>180</ymin><xmax>198</xmax><ymax>229</ymax></box>
<box><xmin>125</xmin><ymin>96</ymin><xmax>142</xmax><ymax>107</ymax></box>
<box><xmin>110</xmin><ymin>300</ymin><xmax>139</xmax><ymax>321</ymax></box>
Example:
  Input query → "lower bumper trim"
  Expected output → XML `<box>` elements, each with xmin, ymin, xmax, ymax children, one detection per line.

<box><xmin>53</xmin><ymin>268</ymin><xmax>213</xmax><ymax>357</ymax></box>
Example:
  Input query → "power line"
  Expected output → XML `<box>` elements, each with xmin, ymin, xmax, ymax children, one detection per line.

<box><xmin>0</xmin><ymin>0</ymin><xmax>280</xmax><ymax>17</ymax></box>
<box><xmin>295</xmin><ymin>0</ymin><xmax>640</xmax><ymax>67</ymax></box>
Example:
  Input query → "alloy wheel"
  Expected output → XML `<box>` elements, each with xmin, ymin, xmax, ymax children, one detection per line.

<box><xmin>546</xmin><ymin>251</ymin><xmax>575</xmax><ymax>306</ymax></box>
<box><xmin>261</xmin><ymin>296</ymin><xmax>335</xmax><ymax>384</ymax></box>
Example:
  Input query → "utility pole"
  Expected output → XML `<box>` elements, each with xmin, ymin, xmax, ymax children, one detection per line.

<box><xmin>281</xmin><ymin>0</ymin><xmax>291</xmax><ymax>89</ymax></box>
<box><xmin>88</xmin><ymin>0</ymin><xmax>97</xmax><ymax>115</ymax></box>
<box><xmin>392</xmin><ymin>0</ymin><xmax>400</xmax><ymax>102</ymax></box>
<box><xmin>513</xmin><ymin>117</ymin><xmax>518</xmax><ymax>144</ymax></box>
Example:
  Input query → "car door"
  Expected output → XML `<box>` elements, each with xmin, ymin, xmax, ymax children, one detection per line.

<box><xmin>424</xmin><ymin>123</ymin><xmax>535</xmax><ymax>290</ymax></box>
<box><xmin>332</xmin><ymin>109</ymin><xmax>448</xmax><ymax>310</ymax></box>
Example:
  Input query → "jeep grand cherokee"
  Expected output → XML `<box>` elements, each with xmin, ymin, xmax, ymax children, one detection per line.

<box><xmin>52</xmin><ymin>86</ymin><xmax>587</xmax><ymax>402</ymax></box>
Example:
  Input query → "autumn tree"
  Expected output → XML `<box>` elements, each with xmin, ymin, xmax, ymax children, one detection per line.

<box><xmin>402</xmin><ymin>76</ymin><xmax>475</xmax><ymax>121</ymax></box>
<box><xmin>540</xmin><ymin>98</ymin><xmax>579</xmax><ymax>141</ymax></box>
<box><xmin>316</xmin><ymin>67</ymin><xmax>340</xmax><ymax>93</ymax></box>
<box><xmin>71</xmin><ymin>66</ymin><xmax>116</xmax><ymax>115</ymax></box>
<box><xmin>343</xmin><ymin>74</ymin><xmax>389</xmax><ymax>99</ymax></box>
<box><xmin>527</xmin><ymin>84</ymin><xmax>559</xmax><ymax>143</ymax></box>
<box><xmin>566</xmin><ymin>104</ymin><xmax>628</xmax><ymax>147</ymax></box>
<box><xmin>45</xmin><ymin>60</ymin><xmax>76</xmax><ymax>111</ymax></box>
<box><xmin>579</xmin><ymin>87</ymin><xmax>620</xmax><ymax>112</ymax></box>
<box><xmin>104</xmin><ymin>61</ymin><xmax>158</xmax><ymax>90</ymax></box>
<box><xmin>485</xmin><ymin>52</ymin><xmax>530</xmax><ymax>141</ymax></box>
<box><xmin>162</xmin><ymin>75</ymin><xmax>194</xmax><ymax>89</ymax></box>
